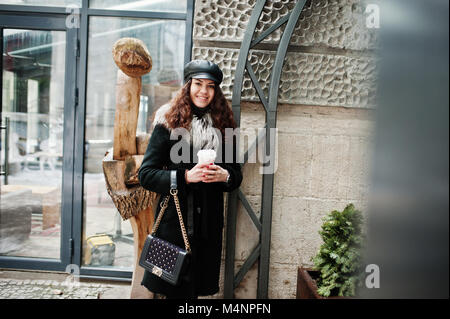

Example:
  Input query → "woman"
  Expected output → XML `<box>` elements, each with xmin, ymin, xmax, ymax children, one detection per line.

<box><xmin>138</xmin><ymin>60</ymin><xmax>242</xmax><ymax>298</ymax></box>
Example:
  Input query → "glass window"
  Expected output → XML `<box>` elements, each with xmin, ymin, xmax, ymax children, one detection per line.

<box><xmin>1</xmin><ymin>29</ymin><xmax>66</xmax><ymax>259</ymax></box>
<box><xmin>83</xmin><ymin>16</ymin><xmax>185</xmax><ymax>269</ymax></box>
<box><xmin>0</xmin><ymin>0</ymin><xmax>81</xmax><ymax>7</ymax></box>
<box><xmin>89</xmin><ymin>0</ymin><xmax>187</xmax><ymax>13</ymax></box>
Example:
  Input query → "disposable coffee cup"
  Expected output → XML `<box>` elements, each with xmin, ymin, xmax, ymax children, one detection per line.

<box><xmin>197</xmin><ymin>149</ymin><xmax>216</xmax><ymax>164</ymax></box>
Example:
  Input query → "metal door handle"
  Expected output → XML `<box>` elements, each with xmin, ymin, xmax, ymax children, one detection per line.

<box><xmin>0</xmin><ymin>117</ymin><xmax>10</xmax><ymax>184</ymax></box>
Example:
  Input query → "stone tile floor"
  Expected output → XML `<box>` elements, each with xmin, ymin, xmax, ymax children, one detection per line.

<box><xmin>0</xmin><ymin>270</ymin><xmax>131</xmax><ymax>299</ymax></box>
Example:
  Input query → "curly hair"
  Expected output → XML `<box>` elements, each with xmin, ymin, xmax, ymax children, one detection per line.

<box><xmin>163</xmin><ymin>80</ymin><xmax>237</xmax><ymax>138</ymax></box>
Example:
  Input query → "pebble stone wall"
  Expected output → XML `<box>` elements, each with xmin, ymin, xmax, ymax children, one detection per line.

<box><xmin>0</xmin><ymin>278</ymin><xmax>111</xmax><ymax>299</ymax></box>
<box><xmin>193</xmin><ymin>0</ymin><xmax>378</xmax><ymax>108</ymax></box>
<box><xmin>192</xmin><ymin>0</ymin><xmax>377</xmax><ymax>299</ymax></box>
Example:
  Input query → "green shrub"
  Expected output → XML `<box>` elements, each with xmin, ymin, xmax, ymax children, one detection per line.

<box><xmin>312</xmin><ymin>204</ymin><xmax>365</xmax><ymax>297</ymax></box>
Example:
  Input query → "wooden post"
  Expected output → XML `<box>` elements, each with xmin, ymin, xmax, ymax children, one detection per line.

<box><xmin>103</xmin><ymin>146</ymin><xmax>155</xmax><ymax>299</ymax></box>
<box><xmin>129</xmin><ymin>206</ymin><xmax>154</xmax><ymax>298</ymax></box>
<box><xmin>102</xmin><ymin>37</ymin><xmax>154</xmax><ymax>298</ymax></box>
<box><xmin>113</xmin><ymin>70</ymin><xmax>141</xmax><ymax>160</ymax></box>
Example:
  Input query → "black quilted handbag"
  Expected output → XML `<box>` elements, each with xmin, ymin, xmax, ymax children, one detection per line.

<box><xmin>139</xmin><ymin>171</ymin><xmax>191</xmax><ymax>286</ymax></box>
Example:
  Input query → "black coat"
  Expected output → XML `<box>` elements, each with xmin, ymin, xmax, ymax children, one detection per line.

<box><xmin>138</xmin><ymin>121</ymin><xmax>242</xmax><ymax>298</ymax></box>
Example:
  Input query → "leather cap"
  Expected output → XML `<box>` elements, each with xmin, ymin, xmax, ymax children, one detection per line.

<box><xmin>183</xmin><ymin>59</ymin><xmax>223</xmax><ymax>84</ymax></box>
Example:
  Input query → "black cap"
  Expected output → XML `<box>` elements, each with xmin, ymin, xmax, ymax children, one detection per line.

<box><xmin>184</xmin><ymin>60</ymin><xmax>223</xmax><ymax>84</ymax></box>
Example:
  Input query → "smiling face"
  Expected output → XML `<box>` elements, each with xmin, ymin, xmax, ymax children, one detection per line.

<box><xmin>190</xmin><ymin>78</ymin><xmax>215</xmax><ymax>108</ymax></box>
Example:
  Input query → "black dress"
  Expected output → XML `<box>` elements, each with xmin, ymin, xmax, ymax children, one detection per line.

<box><xmin>138</xmin><ymin>104</ymin><xmax>242</xmax><ymax>298</ymax></box>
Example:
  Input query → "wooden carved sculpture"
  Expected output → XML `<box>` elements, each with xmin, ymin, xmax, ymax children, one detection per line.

<box><xmin>102</xmin><ymin>37</ymin><xmax>155</xmax><ymax>299</ymax></box>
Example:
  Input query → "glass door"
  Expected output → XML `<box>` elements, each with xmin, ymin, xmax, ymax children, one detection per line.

<box><xmin>0</xmin><ymin>14</ymin><xmax>77</xmax><ymax>271</ymax></box>
<box><xmin>81</xmin><ymin>16</ymin><xmax>185</xmax><ymax>273</ymax></box>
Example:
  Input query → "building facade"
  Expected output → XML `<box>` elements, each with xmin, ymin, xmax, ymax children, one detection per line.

<box><xmin>191</xmin><ymin>0</ymin><xmax>377</xmax><ymax>298</ymax></box>
<box><xmin>0</xmin><ymin>0</ymin><xmax>377</xmax><ymax>299</ymax></box>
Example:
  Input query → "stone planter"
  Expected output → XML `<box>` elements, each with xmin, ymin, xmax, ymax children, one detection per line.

<box><xmin>296</xmin><ymin>267</ymin><xmax>350</xmax><ymax>299</ymax></box>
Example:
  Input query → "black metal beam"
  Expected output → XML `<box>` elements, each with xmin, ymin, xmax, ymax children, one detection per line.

<box><xmin>0</xmin><ymin>12</ymin><xmax>67</xmax><ymax>30</ymax></box>
<box><xmin>59</xmin><ymin>25</ymin><xmax>78</xmax><ymax>268</ymax></box>
<box><xmin>224</xmin><ymin>0</ymin><xmax>266</xmax><ymax>299</ymax></box>
<box><xmin>0</xmin><ymin>4</ymin><xmax>68</xmax><ymax>14</ymax></box>
<box><xmin>229</xmin><ymin>0</ymin><xmax>266</xmax><ymax>127</ymax></box>
<box><xmin>257</xmin><ymin>0</ymin><xmax>307</xmax><ymax>299</ymax></box>
<box><xmin>71</xmin><ymin>0</ymin><xmax>89</xmax><ymax>272</ymax></box>
<box><xmin>234</xmin><ymin>244</ymin><xmax>261</xmax><ymax>288</ymax></box>
<box><xmin>184</xmin><ymin>0</ymin><xmax>195</xmax><ymax>65</ymax></box>
<box><xmin>245</xmin><ymin>61</ymin><xmax>269</xmax><ymax>113</ymax></box>
<box><xmin>243</xmin><ymin>123</ymin><xmax>267</xmax><ymax>165</ymax></box>
<box><xmin>224</xmin><ymin>189</ymin><xmax>238</xmax><ymax>298</ymax></box>
<box><xmin>225</xmin><ymin>0</ymin><xmax>307</xmax><ymax>299</ymax></box>
<box><xmin>237</xmin><ymin>189</ymin><xmax>262</xmax><ymax>232</ymax></box>
<box><xmin>250</xmin><ymin>13</ymin><xmax>290</xmax><ymax>49</ymax></box>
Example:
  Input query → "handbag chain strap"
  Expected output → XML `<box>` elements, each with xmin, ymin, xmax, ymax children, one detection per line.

<box><xmin>151</xmin><ymin>172</ymin><xmax>191</xmax><ymax>253</ymax></box>
<box><xmin>170</xmin><ymin>189</ymin><xmax>191</xmax><ymax>252</ymax></box>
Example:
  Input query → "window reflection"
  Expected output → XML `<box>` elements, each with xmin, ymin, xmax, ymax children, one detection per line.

<box><xmin>1</xmin><ymin>29</ymin><xmax>65</xmax><ymax>259</ymax></box>
<box><xmin>0</xmin><ymin>0</ymin><xmax>81</xmax><ymax>7</ymax></box>
<box><xmin>90</xmin><ymin>0</ymin><xmax>187</xmax><ymax>13</ymax></box>
<box><xmin>83</xmin><ymin>17</ymin><xmax>185</xmax><ymax>269</ymax></box>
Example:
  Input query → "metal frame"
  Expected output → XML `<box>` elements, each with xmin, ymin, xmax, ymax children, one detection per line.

<box><xmin>0</xmin><ymin>0</ymin><xmax>194</xmax><ymax>281</ymax></box>
<box><xmin>224</xmin><ymin>0</ymin><xmax>306</xmax><ymax>299</ymax></box>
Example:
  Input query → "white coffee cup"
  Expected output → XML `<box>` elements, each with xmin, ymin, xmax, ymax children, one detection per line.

<box><xmin>197</xmin><ymin>149</ymin><xmax>216</xmax><ymax>164</ymax></box>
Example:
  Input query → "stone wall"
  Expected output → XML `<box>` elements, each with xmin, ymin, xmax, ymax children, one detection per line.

<box><xmin>193</xmin><ymin>0</ymin><xmax>378</xmax><ymax>108</ymax></box>
<box><xmin>192</xmin><ymin>0</ymin><xmax>377</xmax><ymax>299</ymax></box>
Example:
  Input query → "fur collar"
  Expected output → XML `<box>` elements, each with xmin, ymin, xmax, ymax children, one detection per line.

<box><xmin>153</xmin><ymin>103</ymin><xmax>219</xmax><ymax>151</ymax></box>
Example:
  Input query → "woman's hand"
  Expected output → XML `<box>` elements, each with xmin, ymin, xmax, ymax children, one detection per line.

<box><xmin>185</xmin><ymin>163</ymin><xmax>209</xmax><ymax>184</ymax></box>
<box><xmin>185</xmin><ymin>163</ymin><xmax>230</xmax><ymax>184</ymax></box>
<box><xmin>201</xmin><ymin>164</ymin><xmax>229</xmax><ymax>183</ymax></box>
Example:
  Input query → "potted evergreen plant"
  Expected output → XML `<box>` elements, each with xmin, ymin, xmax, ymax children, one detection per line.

<box><xmin>297</xmin><ymin>204</ymin><xmax>365</xmax><ymax>298</ymax></box>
